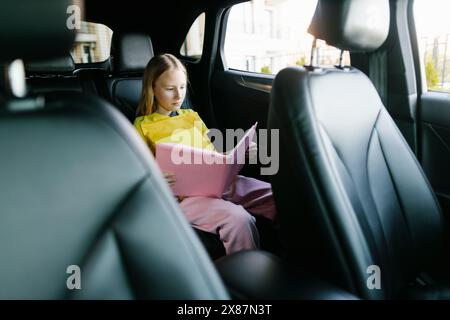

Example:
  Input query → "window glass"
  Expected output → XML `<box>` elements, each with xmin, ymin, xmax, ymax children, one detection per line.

<box><xmin>224</xmin><ymin>0</ymin><xmax>350</xmax><ymax>75</ymax></box>
<box><xmin>180</xmin><ymin>13</ymin><xmax>205</xmax><ymax>59</ymax></box>
<box><xmin>70</xmin><ymin>21</ymin><xmax>113</xmax><ymax>64</ymax></box>
<box><xmin>414</xmin><ymin>0</ymin><xmax>450</xmax><ymax>93</ymax></box>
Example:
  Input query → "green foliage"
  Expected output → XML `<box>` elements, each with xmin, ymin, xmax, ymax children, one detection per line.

<box><xmin>260</xmin><ymin>65</ymin><xmax>271</xmax><ymax>74</ymax></box>
<box><xmin>426</xmin><ymin>59</ymin><xmax>440</xmax><ymax>89</ymax></box>
<box><xmin>295</xmin><ymin>56</ymin><xmax>307</xmax><ymax>66</ymax></box>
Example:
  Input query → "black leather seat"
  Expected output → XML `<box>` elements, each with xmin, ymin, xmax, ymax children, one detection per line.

<box><xmin>106</xmin><ymin>32</ymin><xmax>152</xmax><ymax>121</ymax></box>
<box><xmin>25</xmin><ymin>55</ymin><xmax>85</xmax><ymax>94</ymax></box>
<box><xmin>0</xmin><ymin>0</ymin><xmax>229</xmax><ymax>299</ymax></box>
<box><xmin>268</xmin><ymin>0</ymin><xmax>448</xmax><ymax>299</ymax></box>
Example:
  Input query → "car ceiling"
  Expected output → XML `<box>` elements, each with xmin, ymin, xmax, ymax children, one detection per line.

<box><xmin>84</xmin><ymin>0</ymin><xmax>248</xmax><ymax>53</ymax></box>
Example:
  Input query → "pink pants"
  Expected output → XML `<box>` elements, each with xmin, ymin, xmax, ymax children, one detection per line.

<box><xmin>179</xmin><ymin>175</ymin><xmax>277</xmax><ymax>255</ymax></box>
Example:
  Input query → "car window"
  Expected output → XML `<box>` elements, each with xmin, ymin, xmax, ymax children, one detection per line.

<box><xmin>180</xmin><ymin>12</ymin><xmax>205</xmax><ymax>60</ymax></box>
<box><xmin>414</xmin><ymin>0</ymin><xmax>450</xmax><ymax>93</ymax></box>
<box><xmin>224</xmin><ymin>0</ymin><xmax>350</xmax><ymax>75</ymax></box>
<box><xmin>70</xmin><ymin>21</ymin><xmax>113</xmax><ymax>64</ymax></box>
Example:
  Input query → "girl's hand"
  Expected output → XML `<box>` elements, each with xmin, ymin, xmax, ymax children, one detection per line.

<box><xmin>163</xmin><ymin>172</ymin><xmax>176</xmax><ymax>186</ymax></box>
<box><xmin>163</xmin><ymin>172</ymin><xmax>185</xmax><ymax>201</ymax></box>
<box><xmin>246</xmin><ymin>141</ymin><xmax>258</xmax><ymax>162</ymax></box>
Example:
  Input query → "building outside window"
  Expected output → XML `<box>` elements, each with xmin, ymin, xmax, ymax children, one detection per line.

<box><xmin>224</xmin><ymin>0</ymin><xmax>350</xmax><ymax>75</ymax></box>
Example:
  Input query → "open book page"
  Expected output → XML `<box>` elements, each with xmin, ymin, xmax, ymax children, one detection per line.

<box><xmin>222</xmin><ymin>122</ymin><xmax>257</xmax><ymax>190</ymax></box>
<box><xmin>156</xmin><ymin>122</ymin><xmax>257</xmax><ymax>198</ymax></box>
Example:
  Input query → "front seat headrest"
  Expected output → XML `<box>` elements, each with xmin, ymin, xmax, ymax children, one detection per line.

<box><xmin>0</xmin><ymin>0</ymin><xmax>77</xmax><ymax>63</ymax></box>
<box><xmin>111</xmin><ymin>33</ymin><xmax>154</xmax><ymax>74</ymax></box>
<box><xmin>25</xmin><ymin>55</ymin><xmax>76</xmax><ymax>76</ymax></box>
<box><xmin>308</xmin><ymin>0</ymin><xmax>390</xmax><ymax>52</ymax></box>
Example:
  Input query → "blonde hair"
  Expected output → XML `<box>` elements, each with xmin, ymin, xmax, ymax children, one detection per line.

<box><xmin>136</xmin><ymin>53</ymin><xmax>188</xmax><ymax>117</ymax></box>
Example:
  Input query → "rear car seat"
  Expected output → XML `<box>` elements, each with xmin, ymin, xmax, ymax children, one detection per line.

<box><xmin>106</xmin><ymin>32</ymin><xmax>227</xmax><ymax>258</ymax></box>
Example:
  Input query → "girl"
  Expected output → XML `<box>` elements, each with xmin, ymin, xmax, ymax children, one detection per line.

<box><xmin>134</xmin><ymin>53</ymin><xmax>277</xmax><ymax>255</ymax></box>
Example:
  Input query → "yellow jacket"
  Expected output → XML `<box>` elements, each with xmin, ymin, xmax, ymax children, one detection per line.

<box><xmin>134</xmin><ymin>109</ymin><xmax>215</xmax><ymax>154</ymax></box>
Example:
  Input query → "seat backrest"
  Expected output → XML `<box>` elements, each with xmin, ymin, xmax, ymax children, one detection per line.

<box><xmin>106</xmin><ymin>32</ymin><xmax>154</xmax><ymax>121</ymax></box>
<box><xmin>0</xmin><ymin>0</ymin><xmax>229</xmax><ymax>299</ymax></box>
<box><xmin>268</xmin><ymin>0</ymin><xmax>444</xmax><ymax>299</ymax></box>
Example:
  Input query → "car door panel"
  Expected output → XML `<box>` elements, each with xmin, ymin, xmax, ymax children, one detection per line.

<box><xmin>211</xmin><ymin>70</ymin><xmax>273</xmax><ymax>180</ymax></box>
<box><xmin>212</xmin><ymin>70</ymin><xmax>272</xmax><ymax>132</ymax></box>
<box><xmin>420</xmin><ymin>92</ymin><xmax>450</xmax><ymax>215</ymax></box>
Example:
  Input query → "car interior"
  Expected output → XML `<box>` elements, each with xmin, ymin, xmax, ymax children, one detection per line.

<box><xmin>1</xmin><ymin>0</ymin><xmax>450</xmax><ymax>300</ymax></box>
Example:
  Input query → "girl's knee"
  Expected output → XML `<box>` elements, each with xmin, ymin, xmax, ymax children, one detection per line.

<box><xmin>227</xmin><ymin>207</ymin><xmax>256</xmax><ymax>230</ymax></box>
<box><xmin>217</xmin><ymin>203</ymin><xmax>260</xmax><ymax>254</ymax></box>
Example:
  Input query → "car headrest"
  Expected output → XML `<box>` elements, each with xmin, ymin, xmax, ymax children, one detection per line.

<box><xmin>111</xmin><ymin>33</ymin><xmax>154</xmax><ymax>74</ymax></box>
<box><xmin>0</xmin><ymin>0</ymin><xmax>77</xmax><ymax>63</ymax></box>
<box><xmin>25</xmin><ymin>55</ymin><xmax>76</xmax><ymax>76</ymax></box>
<box><xmin>308</xmin><ymin>0</ymin><xmax>390</xmax><ymax>52</ymax></box>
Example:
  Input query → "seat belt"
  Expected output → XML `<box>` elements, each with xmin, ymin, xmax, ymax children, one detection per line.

<box><xmin>351</xmin><ymin>50</ymin><xmax>388</xmax><ymax>106</ymax></box>
<box><xmin>368</xmin><ymin>49</ymin><xmax>389</xmax><ymax>106</ymax></box>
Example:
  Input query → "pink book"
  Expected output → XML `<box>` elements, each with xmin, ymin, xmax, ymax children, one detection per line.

<box><xmin>156</xmin><ymin>122</ymin><xmax>257</xmax><ymax>198</ymax></box>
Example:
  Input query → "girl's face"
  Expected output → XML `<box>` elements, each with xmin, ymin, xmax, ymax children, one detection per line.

<box><xmin>153</xmin><ymin>68</ymin><xmax>187</xmax><ymax>115</ymax></box>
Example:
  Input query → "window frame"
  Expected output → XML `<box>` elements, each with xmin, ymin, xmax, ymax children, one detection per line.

<box><xmin>220</xmin><ymin>0</ymin><xmax>351</xmax><ymax>76</ymax></box>
<box><xmin>410</xmin><ymin>0</ymin><xmax>450</xmax><ymax>95</ymax></box>
<box><xmin>180</xmin><ymin>12</ymin><xmax>206</xmax><ymax>61</ymax></box>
